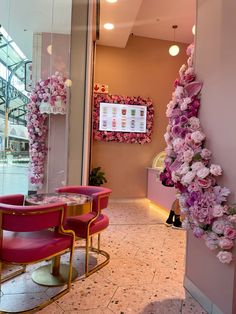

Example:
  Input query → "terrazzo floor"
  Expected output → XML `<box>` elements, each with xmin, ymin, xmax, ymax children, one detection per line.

<box><xmin>0</xmin><ymin>199</ymin><xmax>207</xmax><ymax>314</ymax></box>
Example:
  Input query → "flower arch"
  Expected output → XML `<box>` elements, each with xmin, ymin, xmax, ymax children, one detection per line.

<box><xmin>26</xmin><ymin>72</ymin><xmax>67</xmax><ymax>189</ymax></box>
<box><xmin>160</xmin><ymin>44</ymin><xmax>236</xmax><ymax>264</ymax></box>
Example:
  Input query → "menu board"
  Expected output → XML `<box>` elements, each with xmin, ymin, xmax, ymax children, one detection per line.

<box><xmin>99</xmin><ymin>103</ymin><xmax>147</xmax><ymax>133</ymax></box>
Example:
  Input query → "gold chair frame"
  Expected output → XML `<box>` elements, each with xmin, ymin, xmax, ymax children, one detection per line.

<box><xmin>75</xmin><ymin>193</ymin><xmax>110</xmax><ymax>277</ymax></box>
<box><xmin>0</xmin><ymin>205</ymin><xmax>75</xmax><ymax>314</ymax></box>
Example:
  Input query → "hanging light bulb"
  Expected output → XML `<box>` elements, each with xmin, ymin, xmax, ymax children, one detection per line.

<box><xmin>169</xmin><ymin>25</ymin><xmax>180</xmax><ymax>57</ymax></box>
<box><xmin>192</xmin><ymin>25</ymin><xmax>196</xmax><ymax>35</ymax></box>
<box><xmin>169</xmin><ymin>45</ymin><xmax>180</xmax><ymax>56</ymax></box>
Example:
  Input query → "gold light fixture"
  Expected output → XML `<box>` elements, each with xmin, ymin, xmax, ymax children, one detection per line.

<box><xmin>169</xmin><ymin>25</ymin><xmax>180</xmax><ymax>57</ymax></box>
<box><xmin>192</xmin><ymin>25</ymin><xmax>196</xmax><ymax>35</ymax></box>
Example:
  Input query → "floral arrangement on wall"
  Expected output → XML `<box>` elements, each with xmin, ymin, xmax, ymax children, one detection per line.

<box><xmin>26</xmin><ymin>72</ymin><xmax>67</xmax><ymax>188</ymax></box>
<box><xmin>160</xmin><ymin>44</ymin><xmax>236</xmax><ymax>264</ymax></box>
<box><xmin>93</xmin><ymin>93</ymin><xmax>154</xmax><ymax>144</ymax></box>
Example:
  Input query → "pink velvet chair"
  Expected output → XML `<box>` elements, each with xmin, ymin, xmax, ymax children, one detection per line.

<box><xmin>0</xmin><ymin>194</ymin><xmax>75</xmax><ymax>313</ymax></box>
<box><xmin>55</xmin><ymin>186</ymin><xmax>112</xmax><ymax>276</ymax></box>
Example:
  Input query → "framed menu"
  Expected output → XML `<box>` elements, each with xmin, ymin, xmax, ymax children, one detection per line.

<box><xmin>99</xmin><ymin>103</ymin><xmax>147</xmax><ymax>133</ymax></box>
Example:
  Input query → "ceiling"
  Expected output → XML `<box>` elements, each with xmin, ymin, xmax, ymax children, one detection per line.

<box><xmin>0</xmin><ymin>0</ymin><xmax>72</xmax><ymax>59</ymax></box>
<box><xmin>0</xmin><ymin>0</ymin><xmax>196</xmax><ymax>59</ymax></box>
<box><xmin>98</xmin><ymin>0</ymin><xmax>196</xmax><ymax>47</ymax></box>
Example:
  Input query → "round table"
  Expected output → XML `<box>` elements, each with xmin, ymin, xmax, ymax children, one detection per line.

<box><xmin>25</xmin><ymin>192</ymin><xmax>92</xmax><ymax>286</ymax></box>
<box><xmin>25</xmin><ymin>192</ymin><xmax>92</xmax><ymax>217</ymax></box>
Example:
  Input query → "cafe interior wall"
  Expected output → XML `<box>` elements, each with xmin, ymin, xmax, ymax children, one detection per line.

<box><xmin>93</xmin><ymin>35</ymin><xmax>188</xmax><ymax>198</ymax></box>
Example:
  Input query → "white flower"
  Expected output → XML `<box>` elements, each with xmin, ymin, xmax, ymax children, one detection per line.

<box><xmin>171</xmin><ymin>171</ymin><xmax>179</xmax><ymax>183</ymax></box>
<box><xmin>166</xmin><ymin>107</ymin><xmax>174</xmax><ymax>118</ymax></box>
<box><xmin>179</xmin><ymin>64</ymin><xmax>187</xmax><ymax>77</ymax></box>
<box><xmin>176</xmin><ymin>163</ymin><xmax>190</xmax><ymax>176</ymax></box>
<box><xmin>217</xmin><ymin>251</ymin><xmax>232</xmax><ymax>264</ymax></box>
<box><xmin>191</xmin><ymin>162</ymin><xmax>204</xmax><ymax>172</ymax></box>
<box><xmin>191</xmin><ymin>131</ymin><xmax>206</xmax><ymax>144</ymax></box>
<box><xmin>196</xmin><ymin>167</ymin><xmax>210</xmax><ymax>179</ymax></box>
<box><xmin>164</xmin><ymin>132</ymin><xmax>171</xmax><ymax>144</ymax></box>
<box><xmin>189</xmin><ymin>117</ymin><xmax>200</xmax><ymax>131</ymax></box>
<box><xmin>167</xmin><ymin>100</ymin><xmax>176</xmax><ymax>110</ymax></box>
<box><xmin>180</xmin><ymin>97</ymin><xmax>191</xmax><ymax>111</ymax></box>
<box><xmin>173</xmin><ymin>86</ymin><xmax>184</xmax><ymax>100</ymax></box>
<box><xmin>210</xmin><ymin>164</ymin><xmax>222</xmax><ymax>176</ymax></box>
<box><xmin>181</xmin><ymin>171</ymin><xmax>196</xmax><ymax>185</ymax></box>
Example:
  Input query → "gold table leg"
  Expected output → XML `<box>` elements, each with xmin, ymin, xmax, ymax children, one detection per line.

<box><xmin>32</xmin><ymin>256</ymin><xmax>78</xmax><ymax>287</ymax></box>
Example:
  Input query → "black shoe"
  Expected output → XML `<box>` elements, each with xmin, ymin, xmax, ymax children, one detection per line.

<box><xmin>165</xmin><ymin>210</ymin><xmax>175</xmax><ymax>227</ymax></box>
<box><xmin>172</xmin><ymin>216</ymin><xmax>183</xmax><ymax>230</ymax></box>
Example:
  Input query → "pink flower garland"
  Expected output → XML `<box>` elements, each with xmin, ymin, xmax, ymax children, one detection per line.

<box><xmin>93</xmin><ymin>94</ymin><xmax>154</xmax><ymax>144</ymax></box>
<box><xmin>161</xmin><ymin>44</ymin><xmax>236</xmax><ymax>264</ymax></box>
<box><xmin>26</xmin><ymin>72</ymin><xmax>67</xmax><ymax>188</ymax></box>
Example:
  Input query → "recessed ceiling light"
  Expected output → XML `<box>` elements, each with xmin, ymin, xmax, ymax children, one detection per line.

<box><xmin>104</xmin><ymin>23</ymin><xmax>114</xmax><ymax>30</ymax></box>
<box><xmin>106</xmin><ymin>0</ymin><xmax>118</xmax><ymax>3</ymax></box>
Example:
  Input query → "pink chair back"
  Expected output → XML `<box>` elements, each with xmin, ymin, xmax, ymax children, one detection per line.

<box><xmin>55</xmin><ymin>186</ymin><xmax>112</xmax><ymax>212</ymax></box>
<box><xmin>0</xmin><ymin>194</ymin><xmax>67</xmax><ymax>232</ymax></box>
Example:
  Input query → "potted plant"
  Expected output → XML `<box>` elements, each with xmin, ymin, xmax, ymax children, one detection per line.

<box><xmin>89</xmin><ymin>167</ymin><xmax>107</xmax><ymax>186</ymax></box>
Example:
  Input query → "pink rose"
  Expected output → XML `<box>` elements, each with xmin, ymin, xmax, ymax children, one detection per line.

<box><xmin>196</xmin><ymin>177</ymin><xmax>212</xmax><ymax>189</ymax></box>
<box><xmin>217</xmin><ymin>251</ymin><xmax>232</xmax><ymax>264</ymax></box>
<box><xmin>219</xmin><ymin>238</ymin><xmax>234</xmax><ymax>250</ymax></box>
<box><xmin>200</xmin><ymin>148</ymin><xmax>212</xmax><ymax>160</ymax></box>
<box><xmin>212</xmin><ymin>219</ymin><xmax>226</xmax><ymax>235</ymax></box>
<box><xmin>212</xmin><ymin>205</ymin><xmax>224</xmax><ymax>218</ymax></box>
<box><xmin>228</xmin><ymin>215</ymin><xmax>236</xmax><ymax>223</ymax></box>
<box><xmin>197</xmin><ymin>167</ymin><xmax>210</xmax><ymax>179</ymax></box>
<box><xmin>205</xmin><ymin>237</ymin><xmax>218</xmax><ymax>250</ymax></box>
<box><xmin>183</xmin><ymin>150</ymin><xmax>194</xmax><ymax>163</ymax></box>
<box><xmin>224</xmin><ymin>226</ymin><xmax>236</xmax><ymax>240</ymax></box>
<box><xmin>210</xmin><ymin>164</ymin><xmax>222</xmax><ymax>176</ymax></box>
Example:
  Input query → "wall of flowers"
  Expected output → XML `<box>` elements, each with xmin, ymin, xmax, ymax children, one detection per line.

<box><xmin>160</xmin><ymin>44</ymin><xmax>236</xmax><ymax>264</ymax></box>
<box><xmin>26</xmin><ymin>72</ymin><xmax>68</xmax><ymax>189</ymax></box>
<box><xmin>93</xmin><ymin>93</ymin><xmax>154</xmax><ymax>144</ymax></box>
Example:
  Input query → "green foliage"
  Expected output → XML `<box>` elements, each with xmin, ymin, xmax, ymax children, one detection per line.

<box><xmin>89</xmin><ymin>167</ymin><xmax>107</xmax><ymax>186</ymax></box>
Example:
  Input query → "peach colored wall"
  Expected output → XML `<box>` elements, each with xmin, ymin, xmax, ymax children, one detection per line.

<box><xmin>93</xmin><ymin>35</ymin><xmax>188</xmax><ymax>198</ymax></box>
<box><xmin>185</xmin><ymin>1</ymin><xmax>236</xmax><ymax>313</ymax></box>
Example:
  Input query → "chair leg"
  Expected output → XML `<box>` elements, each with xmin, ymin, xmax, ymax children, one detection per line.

<box><xmin>98</xmin><ymin>233</ymin><xmax>101</xmax><ymax>252</ymax></box>
<box><xmin>85</xmin><ymin>236</ymin><xmax>90</xmax><ymax>276</ymax></box>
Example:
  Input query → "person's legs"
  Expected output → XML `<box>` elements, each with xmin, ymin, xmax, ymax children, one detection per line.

<box><xmin>172</xmin><ymin>199</ymin><xmax>182</xmax><ymax>229</ymax></box>
<box><xmin>165</xmin><ymin>209</ymin><xmax>175</xmax><ymax>226</ymax></box>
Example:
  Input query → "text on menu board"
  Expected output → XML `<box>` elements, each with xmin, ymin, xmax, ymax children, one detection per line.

<box><xmin>99</xmin><ymin>103</ymin><xmax>147</xmax><ymax>133</ymax></box>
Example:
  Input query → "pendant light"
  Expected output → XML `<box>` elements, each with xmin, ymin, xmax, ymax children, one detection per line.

<box><xmin>169</xmin><ymin>25</ymin><xmax>180</xmax><ymax>57</ymax></box>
